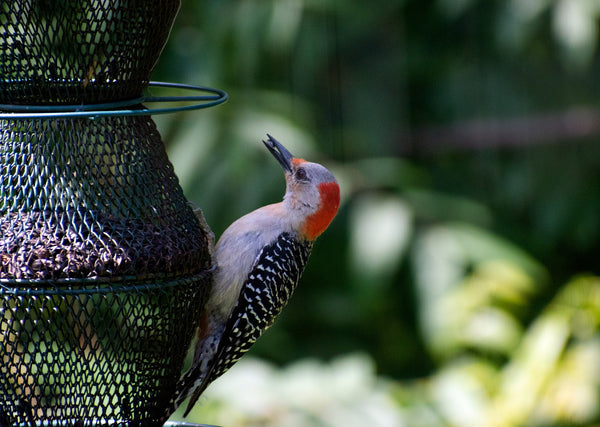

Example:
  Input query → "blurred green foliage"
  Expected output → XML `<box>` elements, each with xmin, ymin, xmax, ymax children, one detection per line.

<box><xmin>158</xmin><ymin>1</ymin><xmax>600</xmax><ymax>425</ymax></box>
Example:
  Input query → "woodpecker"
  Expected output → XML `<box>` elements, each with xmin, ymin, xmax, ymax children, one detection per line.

<box><xmin>170</xmin><ymin>134</ymin><xmax>340</xmax><ymax>417</ymax></box>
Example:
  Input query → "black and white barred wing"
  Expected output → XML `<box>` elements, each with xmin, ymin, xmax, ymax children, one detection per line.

<box><xmin>180</xmin><ymin>232</ymin><xmax>312</xmax><ymax>415</ymax></box>
<box><xmin>206</xmin><ymin>232</ymin><xmax>312</xmax><ymax>384</ymax></box>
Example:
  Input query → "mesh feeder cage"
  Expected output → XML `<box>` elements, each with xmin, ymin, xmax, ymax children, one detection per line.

<box><xmin>0</xmin><ymin>1</ymin><xmax>226</xmax><ymax>426</ymax></box>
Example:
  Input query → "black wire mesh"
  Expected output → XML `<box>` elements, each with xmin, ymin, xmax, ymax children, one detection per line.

<box><xmin>0</xmin><ymin>116</ymin><xmax>211</xmax><ymax>281</ymax></box>
<box><xmin>0</xmin><ymin>0</ymin><xmax>181</xmax><ymax>105</ymax></box>
<box><xmin>0</xmin><ymin>0</ymin><xmax>215</xmax><ymax>425</ymax></box>
<box><xmin>0</xmin><ymin>275</ymin><xmax>209</xmax><ymax>426</ymax></box>
<box><xmin>0</xmin><ymin>116</ymin><xmax>214</xmax><ymax>424</ymax></box>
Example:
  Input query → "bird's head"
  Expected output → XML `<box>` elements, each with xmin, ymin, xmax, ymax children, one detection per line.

<box><xmin>263</xmin><ymin>134</ymin><xmax>340</xmax><ymax>241</ymax></box>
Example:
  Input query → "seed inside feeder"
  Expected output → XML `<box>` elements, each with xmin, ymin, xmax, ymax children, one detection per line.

<box><xmin>0</xmin><ymin>210</ymin><xmax>210</xmax><ymax>280</ymax></box>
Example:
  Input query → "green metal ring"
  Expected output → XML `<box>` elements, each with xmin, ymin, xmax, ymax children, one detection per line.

<box><xmin>12</xmin><ymin>421</ymin><xmax>219</xmax><ymax>427</ymax></box>
<box><xmin>0</xmin><ymin>265</ymin><xmax>217</xmax><ymax>296</ymax></box>
<box><xmin>0</xmin><ymin>82</ymin><xmax>228</xmax><ymax>119</ymax></box>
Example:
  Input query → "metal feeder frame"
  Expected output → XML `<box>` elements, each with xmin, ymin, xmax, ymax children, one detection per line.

<box><xmin>0</xmin><ymin>1</ymin><xmax>226</xmax><ymax>425</ymax></box>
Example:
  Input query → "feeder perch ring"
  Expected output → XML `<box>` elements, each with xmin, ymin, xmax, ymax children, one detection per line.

<box><xmin>0</xmin><ymin>266</ymin><xmax>217</xmax><ymax>296</ymax></box>
<box><xmin>10</xmin><ymin>421</ymin><xmax>219</xmax><ymax>427</ymax></box>
<box><xmin>0</xmin><ymin>81</ymin><xmax>228</xmax><ymax>119</ymax></box>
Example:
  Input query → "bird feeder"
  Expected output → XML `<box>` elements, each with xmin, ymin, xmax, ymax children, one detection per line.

<box><xmin>0</xmin><ymin>1</ymin><xmax>225</xmax><ymax>425</ymax></box>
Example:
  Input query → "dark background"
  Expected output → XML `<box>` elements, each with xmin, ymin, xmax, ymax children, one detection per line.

<box><xmin>158</xmin><ymin>1</ymin><xmax>600</xmax><ymax>425</ymax></box>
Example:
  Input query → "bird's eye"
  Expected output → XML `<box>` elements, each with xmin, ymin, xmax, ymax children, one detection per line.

<box><xmin>295</xmin><ymin>168</ymin><xmax>308</xmax><ymax>181</ymax></box>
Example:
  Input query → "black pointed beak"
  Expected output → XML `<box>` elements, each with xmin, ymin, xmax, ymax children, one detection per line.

<box><xmin>262</xmin><ymin>134</ymin><xmax>294</xmax><ymax>172</ymax></box>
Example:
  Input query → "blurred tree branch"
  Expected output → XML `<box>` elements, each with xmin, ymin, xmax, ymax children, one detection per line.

<box><xmin>403</xmin><ymin>108</ymin><xmax>600</xmax><ymax>154</ymax></box>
